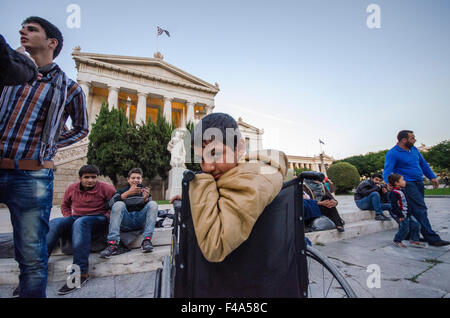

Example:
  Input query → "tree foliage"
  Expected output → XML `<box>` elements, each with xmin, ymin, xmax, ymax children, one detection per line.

<box><xmin>423</xmin><ymin>140</ymin><xmax>450</xmax><ymax>172</ymax></box>
<box><xmin>87</xmin><ymin>102</ymin><xmax>174</xmax><ymax>186</ymax></box>
<box><xmin>327</xmin><ymin>162</ymin><xmax>360</xmax><ymax>194</ymax></box>
<box><xmin>334</xmin><ymin>149</ymin><xmax>388</xmax><ymax>178</ymax></box>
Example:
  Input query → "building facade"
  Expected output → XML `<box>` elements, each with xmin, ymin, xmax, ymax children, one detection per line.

<box><xmin>287</xmin><ymin>153</ymin><xmax>334</xmax><ymax>176</ymax></box>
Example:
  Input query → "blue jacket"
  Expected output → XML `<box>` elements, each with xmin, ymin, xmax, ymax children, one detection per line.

<box><xmin>383</xmin><ymin>145</ymin><xmax>436</xmax><ymax>183</ymax></box>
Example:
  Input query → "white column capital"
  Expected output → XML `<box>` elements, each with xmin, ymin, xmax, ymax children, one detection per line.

<box><xmin>137</xmin><ymin>92</ymin><xmax>148</xmax><ymax>98</ymax></box>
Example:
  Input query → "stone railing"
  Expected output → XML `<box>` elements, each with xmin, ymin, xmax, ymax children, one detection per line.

<box><xmin>54</xmin><ymin>139</ymin><xmax>89</xmax><ymax>166</ymax></box>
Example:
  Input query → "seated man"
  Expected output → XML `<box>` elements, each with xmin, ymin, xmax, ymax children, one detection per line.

<box><xmin>354</xmin><ymin>173</ymin><xmax>392</xmax><ymax>221</ymax></box>
<box><xmin>46</xmin><ymin>165</ymin><xmax>116</xmax><ymax>295</ymax></box>
<box><xmin>171</xmin><ymin>112</ymin><xmax>288</xmax><ymax>263</ymax></box>
<box><xmin>100</xmin><ymin>168</ymin><xmax>158</xmax><ymax>258</ymax></box>
<box><xmin>304</xmin><ymin>178</ymin><xmax>345</xmax><ymax>232</ymax></box>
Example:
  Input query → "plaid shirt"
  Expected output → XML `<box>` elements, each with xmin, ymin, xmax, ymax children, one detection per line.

<box><xmin>0</xmin><ymin>64</ymin><xmax>88</xmax><ymax>161</ymax></box>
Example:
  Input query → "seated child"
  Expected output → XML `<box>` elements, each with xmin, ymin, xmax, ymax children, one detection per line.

<box><xmin>388</xmin><ymin>173</ymin><xmax>427</xmax><ymax>248</ymax></box>
<box><xmin>171</xmin><ymin>112</ymin><xmax>288</xmax><ymax>262</ymax></box>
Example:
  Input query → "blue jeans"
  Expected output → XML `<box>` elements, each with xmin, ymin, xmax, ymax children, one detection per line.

<box><xmin>355</xmin><ymin>191</ymin><xmax>391</xmax><ymax>215</ymax></box>
<box><xmin>394</xmin><ymin>216</ymin><xmax>421</xmax><ymax>242</ymax></box>
<box><xmin>47</xmin><ymin>215</ymin><xmax>108</xmax><ymax>274</ymax></box>
<box><xmin>0</xmin><ymin>168</ymin><xmax>54</xmax><ymax>298</ymax></box>
<box><xmin>404</xmin><ymin>181</ymin><xmax>441</xmax><ymax>243</ymax></box>
<box><xmin>107</xmin><ymin>201</ymin><xmax>158</xmax><ymax>243</ymax></box>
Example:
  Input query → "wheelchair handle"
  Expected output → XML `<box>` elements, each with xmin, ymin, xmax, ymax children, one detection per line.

<box><xmin>298</xmin><ymin>171</ymin><xmax>325</xmax><ymax>182</ymax></box>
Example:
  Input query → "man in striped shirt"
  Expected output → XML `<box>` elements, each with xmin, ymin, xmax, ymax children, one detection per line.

<box><xmin>0</xmin><ymin>17</ymin><xmax>88</xmax><ymax>298</ymax></box>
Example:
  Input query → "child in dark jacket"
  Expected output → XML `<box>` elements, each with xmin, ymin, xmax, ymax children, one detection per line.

<box><xmin>388</xmin><ymin>174</ymin><xmax>427</xmax><ymax>248</ymax></box>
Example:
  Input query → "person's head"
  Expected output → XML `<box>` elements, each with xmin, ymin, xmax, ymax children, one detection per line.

<box><xmin>78</xmin><ymin>165</ymin><xmax>100</xmax><ymax>190</ymax></box>
<box><xmin>397</xmin><ymin>130</ymin><xmax>416</xmax><ymax>149</ymax></box>
<box><xmin>192</xmin><ymin>113</ymin><xmax>245</xmax><ymax>180</ymax></box>
<box><xmin>371</xmin><ymin>173</ymin><xmax>383</xmax><ymax>185</ymax></box>
<box><xmin>20</xmin><ymin>16</ymin><xmax>63</xmax><ymax>59</ymax></box>
<box><xmin>127</xmin><ymin>168</ymin><xmax>143</xmax><ymax>186</ymax></box>
<box><xmin>388</xmin><ymin>173</ymin><xmax>406</xmax><ymax>188</ymax></box>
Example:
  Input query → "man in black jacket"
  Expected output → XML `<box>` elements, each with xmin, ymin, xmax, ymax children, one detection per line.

<box><xmin>354</xmin><ymin>173</ymin><xmax>392</xmax><ymax>221</ymax></box>
<box><xmin>99</xmin><ymin>168</ymin><xmax>158</xmax><ymax>258</ymax></box>
<box><xmin>0</xmin><ymin>34</ymin><xmax>39</xmax><ymax>86</ymax></box>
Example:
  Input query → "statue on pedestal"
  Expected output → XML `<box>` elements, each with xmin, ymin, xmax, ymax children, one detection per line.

<box><xmin>167</xmin><ymin>129</ymin><xmax>186</xmax><ymax>168</ymax></box>
<box><xmin>166</xmin><ymin>129</ymin><xmax>187</xmax><ymax>200</ymax></box>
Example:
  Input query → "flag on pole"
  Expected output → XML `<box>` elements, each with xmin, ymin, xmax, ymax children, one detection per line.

<box><xmin>319</xmin><ymin>139</ymin><xmax>325</xmax><ymax>145</ymax></box>
<box><xmin>157</xmin><ymin>26</ymin><xmax>170</xmax><ymax>37</ymax></box>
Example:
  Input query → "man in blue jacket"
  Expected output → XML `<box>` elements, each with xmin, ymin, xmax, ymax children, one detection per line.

<box><xmin>383</xmin><ymin>130</ymin><xmax>449</xmax><ymax>246</ymax></box>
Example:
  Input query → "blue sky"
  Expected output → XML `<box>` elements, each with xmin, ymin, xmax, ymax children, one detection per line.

<box><xmin>1</xmin><ymin>0</ymin><xmax>449</xmax><ymax>159</ymax></box>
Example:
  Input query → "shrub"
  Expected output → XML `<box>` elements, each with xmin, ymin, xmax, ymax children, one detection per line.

<box><xmin>327</xmin><ymin>162</ymin><xmax>360</xmax><ymax>194</ymax></box>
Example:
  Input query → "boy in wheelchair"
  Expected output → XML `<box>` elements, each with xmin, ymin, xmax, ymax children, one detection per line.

<box><xmin>171</xmin><ymin>112</ymin><xmax>288</xmax><ymax>263</ymax></box>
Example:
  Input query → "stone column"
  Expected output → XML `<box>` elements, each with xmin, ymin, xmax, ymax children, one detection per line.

<box><xmin>107</xmin><ymin>86</ymin><xmax>119</xmax><ymax>110</ymax></box>
<box><xmin>186</xmin><ymin>101</ymin><xmax>195</xmax><ymax>126</ymax></box>
<box><xmin>78</xmin><ymin>81</ymin><xmax>92</xmax><ymax>123</ymax></box>
<box><xmin>136</xmin><ymin>92</ymin><xmax>147</xmax><ymax>125</ymax></box>
<box><xmin>163</xmin><ymin>96</ymin><xmax>172</xmax><ymax>124</ymax></box>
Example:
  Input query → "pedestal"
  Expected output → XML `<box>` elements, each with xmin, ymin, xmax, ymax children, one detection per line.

<box><xmin>165</xmin><ymin>167</ymin><xmax>186</xmax><ymax>200</ymax></box>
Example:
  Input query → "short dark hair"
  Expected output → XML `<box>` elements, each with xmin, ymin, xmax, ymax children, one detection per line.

<box><xmin>388</xmin><ymin>173</ymin><xmax>403</xmax><ymax>186</ymax></box>
<box><xmin>79</xmin><ymin>164</ymin><xmax>100</xmax><ymax>177</ymax></box>
<box><xmin>371</xmin><ymin>173</ymin><xmax>382</xmax><ymax>179</ymax></box>
<box><xmin>191</xmin><ymin>112</ymin><xmax>242</xmax><ymax>150</ymax></box>
<box><xmin>22</xmin><ymin>16</ymin><xmax>63</xmax><ymax>58</ymax></box>
<box><xmin>397</xmin><ymin>130</ymin><xmax>413</xmax><ymax>142</ymax></box>
<box><xmin>128</xmin><ymin>168</ymin><xmax>143</xmax><ymax>177</ymax></box>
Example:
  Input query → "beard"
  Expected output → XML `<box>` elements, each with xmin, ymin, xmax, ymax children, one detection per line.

<box><xmin>405</xmin><ymin>141</ymin><xmax>414</xmax><ymax>149</ymax></box>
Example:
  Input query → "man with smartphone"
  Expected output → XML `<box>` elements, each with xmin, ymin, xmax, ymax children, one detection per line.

<box><xmin>100</xmin><ymin>168</ymin><xmax>158</xmax><ymax>258</ymax></box>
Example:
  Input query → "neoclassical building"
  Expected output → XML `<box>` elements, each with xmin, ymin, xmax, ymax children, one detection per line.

<box><xmin>72</xmin><ymin>47</ymin><xmax>219</xmax><ymax>128</ymax></box>
<box><xmin>287</xmin><ymin>153</ymin><xmax>334</xmax><ymax>176</ymax></box>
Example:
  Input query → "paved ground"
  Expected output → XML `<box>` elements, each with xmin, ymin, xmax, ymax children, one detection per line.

<box><xmin>313</xmin><ymin>196</ymin><xmax>450</xmax><ymax>298</ymax></box>
<box><xmin>0</xmin><ymin>197</ymin><xmax>448</xmax><ymax>298</ymax></box>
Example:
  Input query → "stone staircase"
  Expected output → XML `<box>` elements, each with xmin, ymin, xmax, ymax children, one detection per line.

<box><xmin>0</xmin><ymin>199</ymin><xmax>398</xmax><ymax>285</ymax></box>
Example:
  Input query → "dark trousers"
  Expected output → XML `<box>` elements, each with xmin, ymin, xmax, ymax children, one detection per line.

<box><xmin>319</xmin><ymin>206</ymin><xmax>344</xmax><ymax>227</ymax></box>
<box><xmin>47</xmin><ymin>215</ymin><xmax>108</xmax><ymax>274</ymax></box>
<box><xmin>404</xmin><ymin>181</ymin><xmax>441</xmax><ymax>243</ymax></box>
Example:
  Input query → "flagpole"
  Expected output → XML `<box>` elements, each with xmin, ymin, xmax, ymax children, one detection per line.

<box><xmin>156</xmin><ymin>28</ymin><xmax>159</xmax><ymax>53</ymax></box>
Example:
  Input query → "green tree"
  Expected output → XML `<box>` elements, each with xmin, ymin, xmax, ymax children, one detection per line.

<box><xmin>423</xmin><ymin>140</ymin><xmax>450</xmax><ymax>171</ymax></box>
<box><xmin>87</xmin><ymin>103</ymin><xmax>175</xmax><ymax>185</ymax></box>
<box><xmin>87</xmin><ymin>102</ymin><xmax>133</xmax><ymax>186</ymax></box>
<box><xmin>335</xmin><ymin>149</ymin><xmax>388</xmax><ymax>177</ymax></box>
<box><xmin>327</xmin><ymin>162</ymin><xmax>360</xmax><ymax>194</ymax></box>
<box><xmin>185</xmin><ymin>121</ymin><xmax>202</xmax><ymax>172</ymax></box>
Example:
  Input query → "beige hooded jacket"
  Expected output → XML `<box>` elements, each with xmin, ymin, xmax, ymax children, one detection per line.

<box><xmin>189</xmin><ymin>149</ymin><xmax>288</xmax><ymax>262</ymax></box>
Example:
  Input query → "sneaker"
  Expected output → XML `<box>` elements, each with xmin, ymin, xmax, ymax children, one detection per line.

<box><xmin>393</xmin><ymin>241</ymin><xmax>407</xmax><ymax>248</ymax></box>
<box><xmin>99</xmin><ymin>241</ymin><xmax>119</xmax><ymax>258</ymax></box>
<box><xmin>57</xmin><ymin>274</ymin><xmax>89</xmax><ymax>295</ymax></box>
<box><xmin>141</xmin><ymin>237</ymin><xmax>153</xmax><ymax>253</ymax></box>
<box><xmin>429</xmin><ymin>240</ymin><xmax>450</xmax><ymax>247</ymax></box>
<box><xmin>336</xmin><ymin>226</ymin><xmax>345</xmax><ymax>233</ymax></box>
<box><xmin>409</xmin><ymin>241</ymin><xmax>428</xmax><ymax>248</ymax></box>
<box><xmin>375</xmin><ymin>214</ymin><xmax>390</xmax><ymax>221</ymax></box>
<box><xmin>12</xmin><ymin>286</ymin><xmax>19</xmax><ymax>298</ymax></box>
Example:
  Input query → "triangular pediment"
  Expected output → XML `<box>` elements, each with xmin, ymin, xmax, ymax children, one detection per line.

<box><xmin>72</xmin><ymin>51</ymin><xmax>219</xmax><ymax>93</ymax></box>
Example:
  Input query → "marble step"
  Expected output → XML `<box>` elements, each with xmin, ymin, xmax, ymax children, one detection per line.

<box><xmin>0</xmin><ymin>246</ymin><xmax>171</xmax><ymax>285</ymax></box>
<box><xmin>306</xmin><ymin>218</ymin><xmax>398</xmax><ymax>245</ymax></box>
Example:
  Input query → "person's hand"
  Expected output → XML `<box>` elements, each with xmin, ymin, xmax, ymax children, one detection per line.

<box><xmin>386</xmin><ymin>184</ymin><xmax>393</xmax><ymax>191</ymax></box>
<box><xmin>382</xmin><ymin>187</ymin><xmax>388</xmax><ymax>194</ymax></box>
<box><xmin>124</xmin><ymin>184</ymin><xmax>141</xmax><ymax>198</ymax></box>
<box><xmin>142</xmin><ymin>187</ymin><xmax>150</xmax><ymax>202</ymax></box>
<box><xmin>16</xmin><ymin>46</ymin><xmax>42</xmax><ymax>80</ymax></box>
<box><xmin>170</xmin><ymin>195</ymin><xmax>182</xmax><ymax>204</ymax></box>
<box><xmin>399</xmin><ymin>217</ymin><xmax>405</xmax><ymax>222</ymax></box>
<box><xmin>431</xmin><ymin>178</ymin><xmax>439</xmax><ymax>189</ymax></box>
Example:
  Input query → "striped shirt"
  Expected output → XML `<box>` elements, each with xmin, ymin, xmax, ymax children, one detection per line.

<box><xmin>0</xmin><ymin>63</ymin><xmax>88</xmax><ymax>161</ymax></box>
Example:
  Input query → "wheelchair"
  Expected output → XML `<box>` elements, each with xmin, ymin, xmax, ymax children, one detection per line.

<box><xmin>154</xmin><ymin>170</ymin><xmax>356</xmax><ymax>298</ymax></box>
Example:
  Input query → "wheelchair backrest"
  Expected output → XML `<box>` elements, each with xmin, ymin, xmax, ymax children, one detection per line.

<box><xmin>174</xmin><ymin>175</ymin><xmax>308</xmax><ymax>298</ymax></box>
